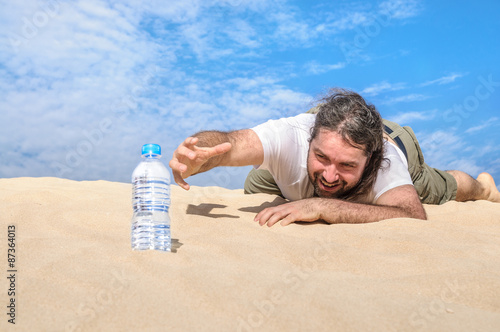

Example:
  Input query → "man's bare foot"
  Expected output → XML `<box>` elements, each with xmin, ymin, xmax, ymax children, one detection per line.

<box><xmin>476</xmin><ymin>172</ymin><xmax>500</xmax><ymax>203</ymax></box>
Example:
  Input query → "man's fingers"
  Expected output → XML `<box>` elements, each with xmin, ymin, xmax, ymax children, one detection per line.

<box><xmin>169</xmin><ymin>158</ymin><xmax>190</xmax><ymax>190</ymax></box>
<box><xmin>183</xmin><ymin>136</ymin><xmax>199</xmax><ymax>147</ymax></box>
<box><xmin>177</xmin><ymin>141</ymin><xmax>231</xmax><ymax>162</ymax></box>
<box><xmin>172</xmin><ymin>171</ymin><xmax>190</xmax><ymax>190</ymax></box>
<box><xmin>254</xmin><ymin>206</ymin><xmax>278</xmax><ymax>224</ymax></box>
<box><xmin>203</xmin><ymin>142</ymin><xmax>232</xmax><ymax>159</ymax></box>
<box><xmin>176</xmin><ymin>178</ymin><xmax>190</xmax><ymax>191</ymax></box>
<box><xmin>280</xmin><ymin>215</ymin><xmax>296</xmax><ymax>226</ymax></box>
<box><xmin>255</xmin><ymin>206</ymin><xmax>287</xmax><ymax>227</ymax></box>
<box><xmin>177</xmin><ymin>145</ymin><xmax>197</xmax><ymax>160</ymax></box>
<box><xmin>174</xmin><ymin>137</ymin><xmax>199</xmax><ymax>160</ymax></box>
<box><xmin>169</xmin><ymin>158</ymin><xmax>187</xmax><ymax>174</ymax></box>
<box><xmin>254</xmin><ymin>203</ymin><xmax>304</xmax><ymax>227</ymax></box>
<box><xmin>265</xmin><ymin>210</ymin><xmax>289</xmax><ymax>227</ymax></box>
<box><xmin>169</xmin><ymin>137</ymin><xmax>230</xmax><ymax>192</ymax></box>
<box><xmin>254</xmin><ymin>208</ymin><xmax>267</xmax><ymax>223</ymax></box>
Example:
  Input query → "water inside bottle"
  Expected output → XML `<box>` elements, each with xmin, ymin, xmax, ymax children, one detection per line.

<box><xmin>131</xmin><ymin>176</ymin><xmax>171</xmax><ymax>251</ymax></box>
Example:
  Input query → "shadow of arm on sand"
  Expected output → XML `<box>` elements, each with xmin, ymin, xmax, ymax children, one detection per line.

<box><xmin>186</xmin><ymin>203</ymin><xmax>239</xmax><ymax>219</ymax></box>
<box><xmin>238</xmin><ymin>196</ymin><xmax>288</xmax><ymax>213</ymax></box>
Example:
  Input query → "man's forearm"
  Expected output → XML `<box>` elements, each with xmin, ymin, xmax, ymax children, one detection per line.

<box><xmin>255</xmin><ymin>185</ymin><xmax>426</xmax><ymax>227</ymax></box>
<box><xmin>192</xmin><ymin>129</ymin><xmax>264</xmax><ymax>174</ymax></box>
<box><xmin>316</xmin><ymin>198</ymin><xmax>427</xmax><ymax>223</ymax></box>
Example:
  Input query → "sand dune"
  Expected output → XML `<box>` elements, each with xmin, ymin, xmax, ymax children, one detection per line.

<box><xmin>1</xmin><ymin>177</ymin><xmax>499</xmax><ymax>331</ymax></box>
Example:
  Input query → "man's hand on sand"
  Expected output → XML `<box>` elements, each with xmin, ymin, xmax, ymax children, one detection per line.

<box><xmin>169</xmin><ymin>137</ymin><xmax>232</xmax><ymax>190</ymax></box>
<box><xmin>254</xmin><ymin>199</ymin><xmax>322</xmax><ymax>227</ymax></box>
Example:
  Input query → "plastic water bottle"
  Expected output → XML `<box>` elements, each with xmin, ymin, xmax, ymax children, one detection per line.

<box><xmin>131</xmin><ymin>143</ymin><xmax>171</xmax><ymax>251</ymax></box>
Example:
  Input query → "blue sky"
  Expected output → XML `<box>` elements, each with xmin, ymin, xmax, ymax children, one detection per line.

<box><xmin>1</xmin><ymin>0</ymin><xmax>499</xmax><ymax>190</ymax></box>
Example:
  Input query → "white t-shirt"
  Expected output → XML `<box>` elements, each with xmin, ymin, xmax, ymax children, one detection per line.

<box><xmin>251</xmin><ymin>113</ymin><xmax>413</xmax><ymax>203</ymax></box>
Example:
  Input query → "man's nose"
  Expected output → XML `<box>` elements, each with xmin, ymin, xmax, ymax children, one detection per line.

<box><xmin>323</xmin><ymin>165</ymin><xmax>339</xmax><ymax>183</ymax></box>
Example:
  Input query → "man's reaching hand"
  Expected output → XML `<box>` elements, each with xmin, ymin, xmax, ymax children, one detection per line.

<box><xmin>169</xmin><ymin>136</ymin><xmax>232</xmax><ymax>190</ymax></box>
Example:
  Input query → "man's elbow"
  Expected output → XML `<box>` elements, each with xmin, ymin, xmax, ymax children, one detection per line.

<box><xmin>408</xmin><ymin>208</ymin><xmax>427</xmax><ymax>220</ymax></box>
<box><xmin>415</xmin><ymin>211</ymin><xmax>428</xmax><ymax>220</ymax></box>
<box><xmin>394</xmin><ymin>204</ymin><xmax>427</xmax><ymax>220</ymax></box>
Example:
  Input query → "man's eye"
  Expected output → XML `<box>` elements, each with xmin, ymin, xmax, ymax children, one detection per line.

<box><xmin>316</xmin><ymin>154</ymin><xmax>325</xmax><ymax>159</ymax></box>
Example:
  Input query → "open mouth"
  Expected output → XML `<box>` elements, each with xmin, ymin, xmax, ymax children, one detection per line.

<box><xmin>319</xmin><ymin>177</ymin><xmax>340</xmax><ymax>190</ymax></box>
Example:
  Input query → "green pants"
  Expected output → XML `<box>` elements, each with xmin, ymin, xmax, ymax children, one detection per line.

<box><xmin>244</xmin><ymin>116</ymin><xmax>457</xmax><ymax>205</ymax></box>
<box><xmin>382</xmin><ymin>120</ymin><xmax>457</xmax><ymax>204</ymax></box>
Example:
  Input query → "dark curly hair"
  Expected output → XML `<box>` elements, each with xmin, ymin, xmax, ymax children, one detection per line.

<box><xmin>310</xmin><ymin>88</ymin><xmax>386</xmax><ymax>201</ymax></box>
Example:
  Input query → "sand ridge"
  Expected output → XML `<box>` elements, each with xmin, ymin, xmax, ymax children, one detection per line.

<box><xmin>0</xmin><ymin>177</ymin><xmax>499</xmax><ymax>331</ymax></box>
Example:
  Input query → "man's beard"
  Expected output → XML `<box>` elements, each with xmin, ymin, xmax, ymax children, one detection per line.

<box><xmin>309</xmin><ymin>172</ymin><xmax>351</xmax><ymax>198</ymax></box>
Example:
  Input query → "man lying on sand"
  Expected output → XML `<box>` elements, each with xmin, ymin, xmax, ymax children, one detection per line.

<box><xmin>170</xmin><ymin>88</ymin><xmax>500</xmax><ymax>226</ymax></box>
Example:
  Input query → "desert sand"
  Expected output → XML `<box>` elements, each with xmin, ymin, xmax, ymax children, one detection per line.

<box><xmin>1</xmin><ymin>177</ymin><xmax>499</xmax><ymax>331</ymax></box>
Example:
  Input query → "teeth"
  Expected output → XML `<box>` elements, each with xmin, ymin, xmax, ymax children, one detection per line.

<box><xmin>320</xmin><ymin>178</ymin><xmax>337</xmax><ymax>188</ymax></box>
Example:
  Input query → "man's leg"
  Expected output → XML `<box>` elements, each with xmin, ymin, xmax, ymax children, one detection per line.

<box><xmin>244</xmin><ymin>168</ymin><xmax>283</xmax><ymax>197</ymax></box>
<box><xmin>446</xmin><ymin>171</ymin><xmax>500</xmax><ymax>202</ymax></box>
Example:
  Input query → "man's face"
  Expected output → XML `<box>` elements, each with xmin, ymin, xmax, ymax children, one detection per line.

<box><xmin>307</xmin><ymin>129</ymin><xmax>368</xmax><ymax>198</ymax></box>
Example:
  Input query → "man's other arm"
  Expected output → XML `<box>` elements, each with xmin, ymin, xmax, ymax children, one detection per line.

<box><xmin>169</xmin><ymin>129</ymin><xmax>264</xmax><ymax>190</ymax></box>
<box><xmin>255</xmin><ymin>184</ymin><xmax>426</xmax><ymax>226</ymax></box>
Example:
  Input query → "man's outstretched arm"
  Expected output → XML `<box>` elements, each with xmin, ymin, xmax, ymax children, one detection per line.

<box><xmin>255</xmin><ymin>184</ymin><xmax>427</xmax><ymax>226</ymax></box>
<box><xmin>169</xmin><ymin>129</ymin><xmax>264</xmax><ymax>190</ymax></box>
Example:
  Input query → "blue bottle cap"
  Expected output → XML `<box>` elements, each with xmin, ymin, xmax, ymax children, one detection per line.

<box><xmin>142</xmin><ymin>143</ymin><xmax>161</xmax><ymax>156</ymax></box>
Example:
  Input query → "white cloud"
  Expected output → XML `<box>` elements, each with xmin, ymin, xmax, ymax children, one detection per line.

<box><xmin>224</xmin><ymin>19</ymin><xmax>260</xmax><ymax>48</ymax></box>
<box><xmin>361</xmin><ymin>81</ymin><xmax>406</xmax><ymax>96</ymax></box>
<box><xmin>465</xmin><ymin>117</ymin><xmax>499</xmax><ymax>134</ymax></box>
<box><xmin>379</xmin><ymin>0</ymin><xmax>423</xmax><ymax>19</ymax></box>
<box><xmin>304</xmin><ymin>61</ymin><xmax>346</xmax><ymax>75</ymax></box>
<box><xmin>0</xmin><ymin>0</ymin><xmax>184</xmax><ymax>183</ymax></box>
<box><xmin>419</xmin><ymin>73</ymin><xmax>466</xmax><ymax>87</ymax></box>
<box><xmin>382</xmin><ymin>93</ymin><xmax>430</xmax><ymax>105</ymax></box>
<box><xmin>309</xmin><ymin>0</ymin><xmax>422</xmax><ymax>42</ymax></box>
<box><xmin>445</xmin><ymin>159</ymin><xmax>483</xmax><ymax>176</ymax></box>
<box><xmin>141</xmin><ymin>0</ymin><xmax>203</xmax><ymax>23</ymax></box>
<box><xmin>271</xmin><ymin>11</ymin><xmax>318</xmax><ymax>46</ymax></box>
<box><xmin>388</xmin><ymin>109</ymin><xmax>437</xmax><ymax>124</ymax></box>
<box><xmin>215</xmin><ymin>85</ymin><xmax>312</xmax><ymax>122</ymax></box>
<box><xmin>320</xmin><ymin>11</ymin><xmax>370</xmax><ymax>33</ymax></box>
<box><xmin>180</xmin><ymin>20</ymin><xmax>236</xmax><ymax>61</ymax></box>
<box><xmin>469</xmin><ymin>144</ymin><xmax>500</xmax><ymax>159</ymax></box>
<box><xmin>224</xmin><ymin>76</ymin><xmax>279</xmax><ymax>90</ymax></box>
<box><xmin>416</xmin><ymin>130</ymin><xmax>469</xmax><ymax>172</ymax></box>
<box><xmin>315</xmin><ymin>1</ymin><xmax>424</xmax><ymax>66</ymax></box>
<box><xmin>415</xmin><ymin>128</ymin><xmax>499</xmax><ymax>179</ymax></box>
